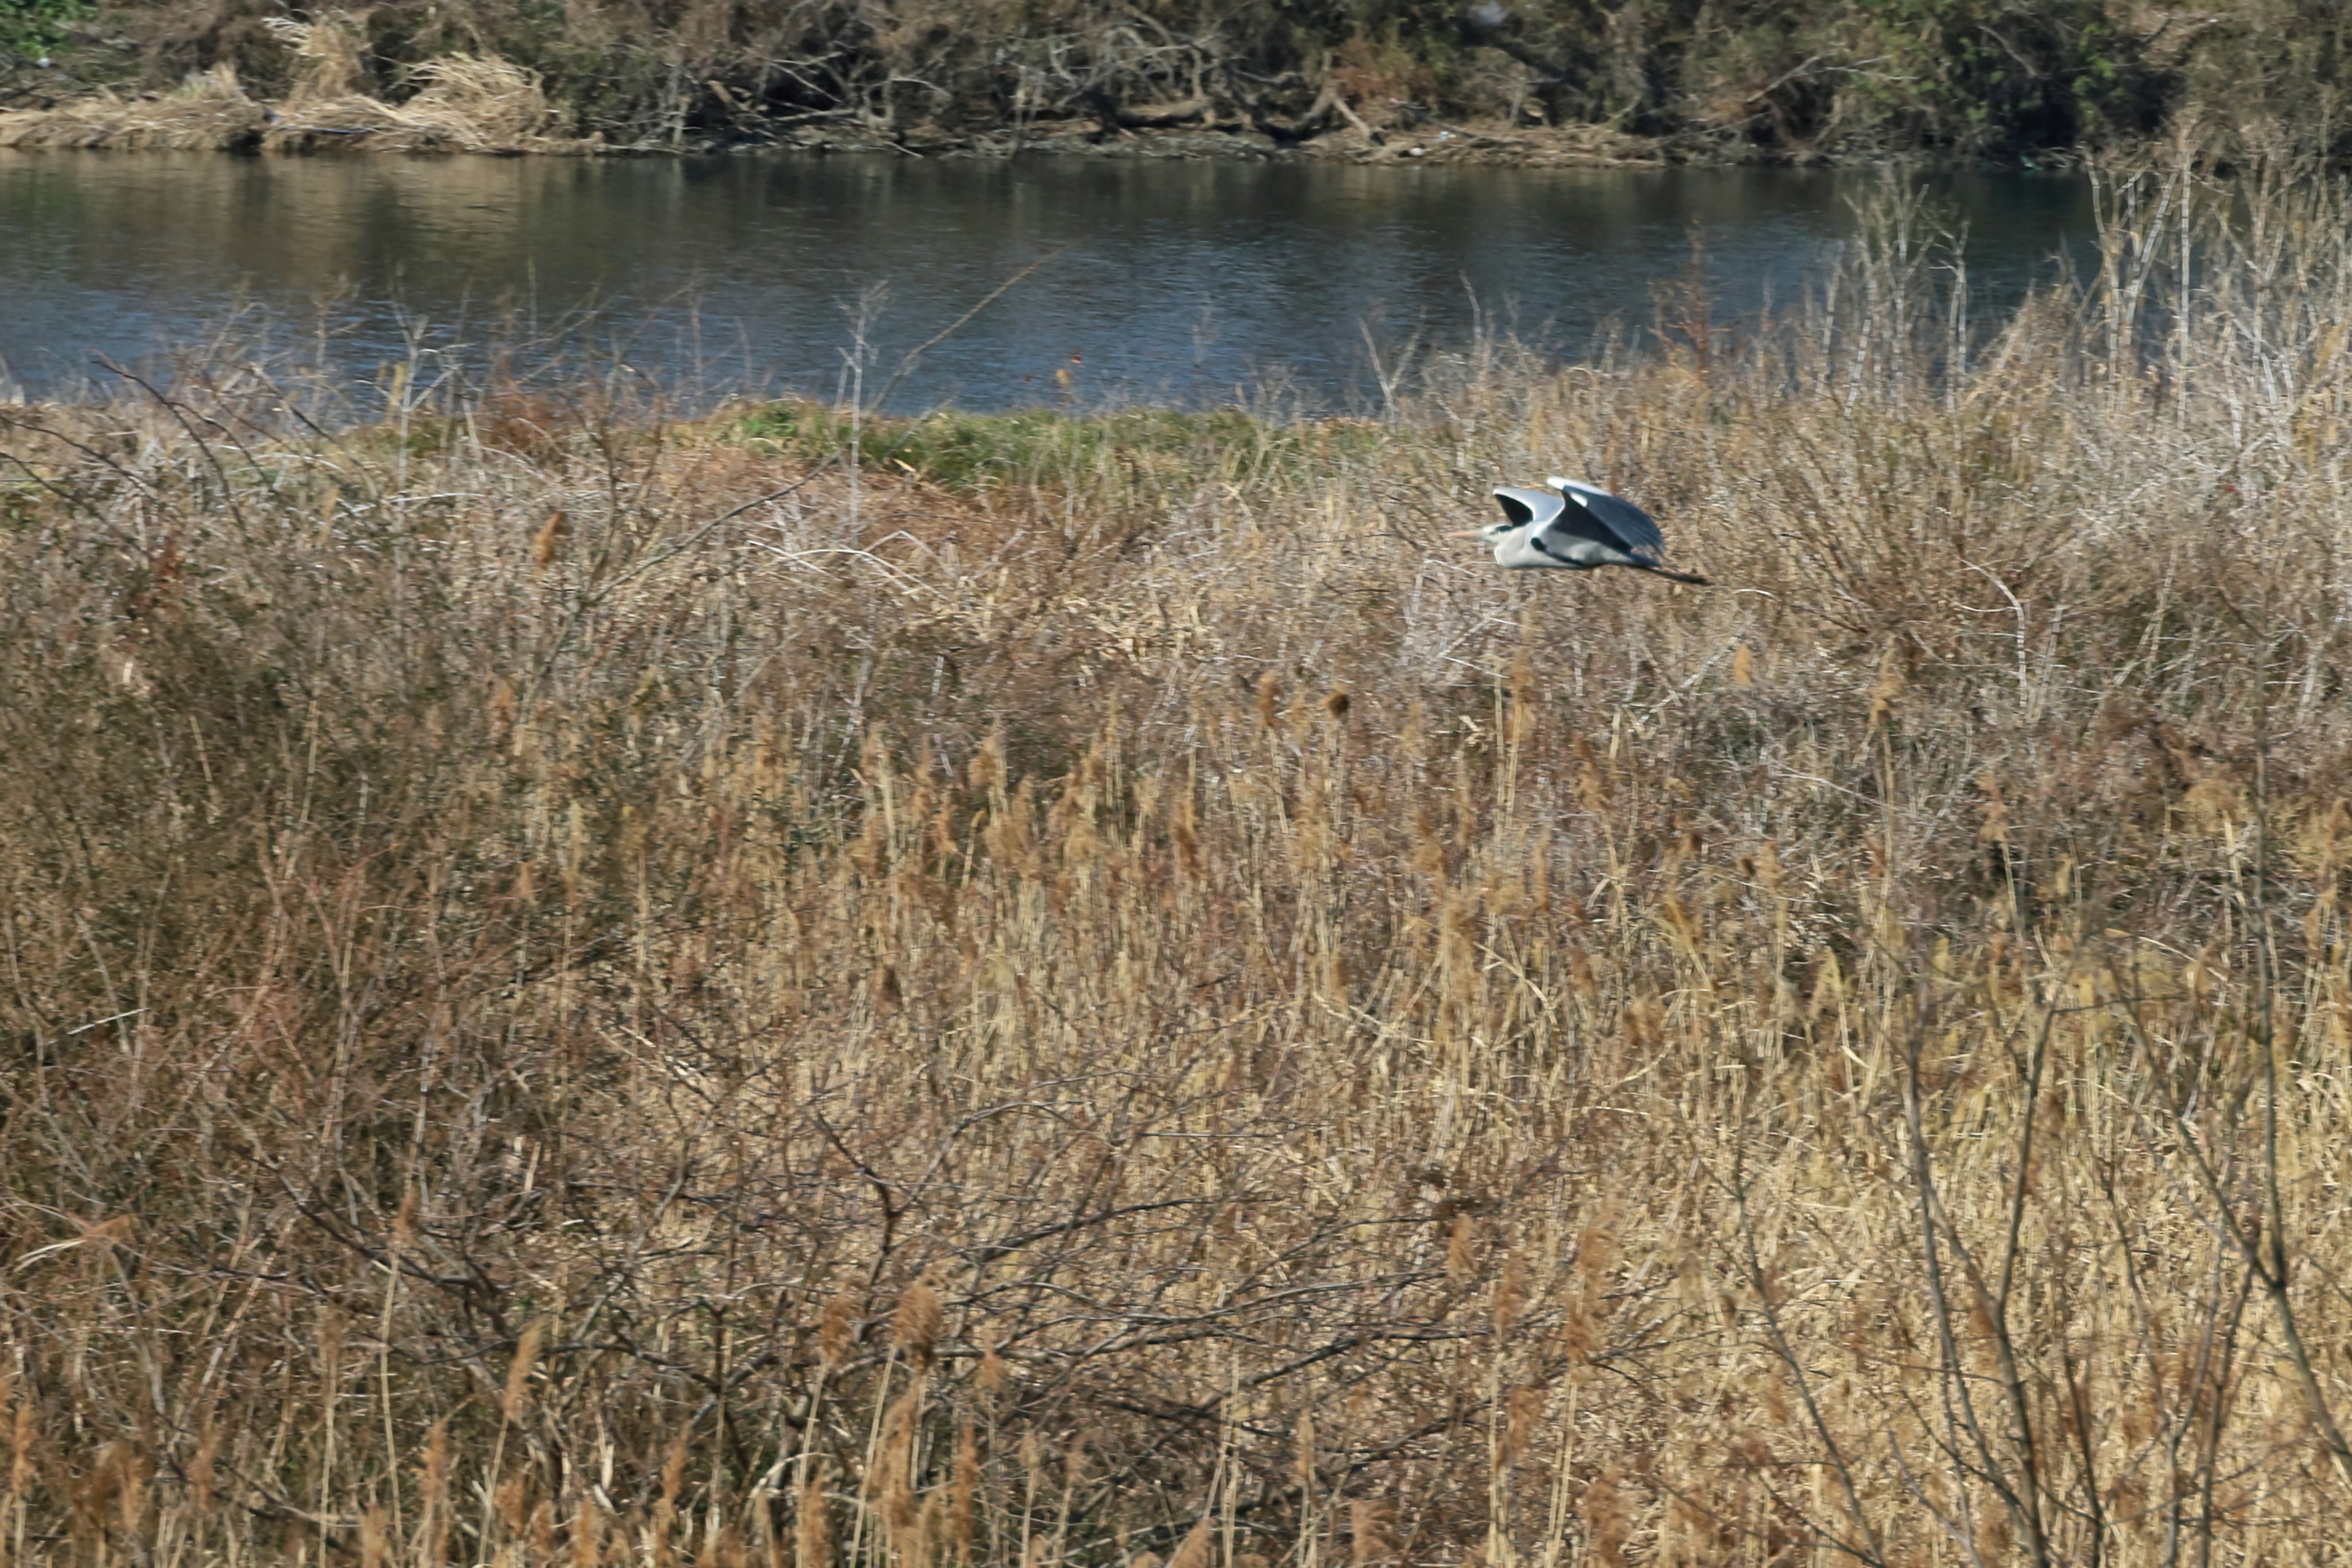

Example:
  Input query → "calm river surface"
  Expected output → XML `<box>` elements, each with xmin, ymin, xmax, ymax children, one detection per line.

<box><xmin>0</xmin><ymin>151</ymin><xmax>2094</xmax><ymax>409</ymax></box>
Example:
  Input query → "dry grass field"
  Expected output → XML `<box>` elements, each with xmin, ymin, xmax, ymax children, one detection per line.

<box><xmin>6</xmin><ymin>167</ymin><xmax>2352</xmax><ymax>1567</ymax></box>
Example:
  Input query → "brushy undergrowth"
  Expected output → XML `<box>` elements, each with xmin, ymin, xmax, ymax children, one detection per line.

<box><xmin>9</xmin><ymin>0</ymin><xmax>2352</xmax><ymax>160</ymax></box>
<box><xmin>6</xmin><ymin>165</ymin><xmax>2352</xmax><ymax>1568</ymax></box>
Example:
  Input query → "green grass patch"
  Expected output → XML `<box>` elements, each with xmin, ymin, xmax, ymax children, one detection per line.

<box><xmin>733</xmin><ymin>401</ymin><xmax>1396</xmax><ymax>493</ymax></box>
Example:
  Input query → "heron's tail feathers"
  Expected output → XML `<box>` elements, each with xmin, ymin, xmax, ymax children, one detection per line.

<box><xmin>1638</xmin><ymin>565</ymin><xmax>1711</xmax><ymax>586</ymax></box>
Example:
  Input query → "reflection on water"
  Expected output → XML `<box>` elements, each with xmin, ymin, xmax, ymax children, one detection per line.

<box><xmin>0</xmin><ymin>151</ymin><xmax>2095</xmax><ymax>409</ymax></box>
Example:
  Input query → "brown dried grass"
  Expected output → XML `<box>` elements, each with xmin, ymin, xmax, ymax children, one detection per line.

<box><xmin>3</xmin><ymin>165</ymin><xmax>2352</xmax><ymax>1567</ymax></box>
<box><xmin>0</xmin><ymin>15</ymin><xmax>578</xmax><ymax>153</ymax></box>
<box><xmin>263</xmin><ymin>50</ymin><xmax>573</xmax><ymax>153</ymax></box>
<box><xmin>0</xmin><ymin>63</ymin><xmax>266</xmax><ymax>149</ymax></box>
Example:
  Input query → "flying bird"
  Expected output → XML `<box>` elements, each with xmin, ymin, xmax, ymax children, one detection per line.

<box><xmin>1452</xmin><ymin>476</ymin><xmax>1708</xmax><ymax>584</ymax></box>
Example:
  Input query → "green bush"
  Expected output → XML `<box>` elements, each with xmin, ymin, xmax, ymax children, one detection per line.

<box><xmin>1</xmin><ymin>0</ymin><xmax>86</xmax><ymax>57</ymax></box>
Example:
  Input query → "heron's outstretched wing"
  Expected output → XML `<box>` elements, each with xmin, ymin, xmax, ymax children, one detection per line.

<box><xmin>1494</xmin><ymin>486</ymin><xmax>1567</xmax><ymax>530</ymax></box>
<box><xmin>1548</xmin><ymin>476</ymin><xmax>1666</xmax><ymax>560</ymax></box>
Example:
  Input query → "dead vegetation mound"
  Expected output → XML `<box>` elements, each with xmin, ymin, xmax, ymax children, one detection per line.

<box><xmin>0</xmin><ymin>64</ymin><xmax>268</xmax><ymax>150</ymax></box>
<box><xmin>0</xmin><ymin>15</ymin><xmax>581</xmax><ymax>153</ymax></box>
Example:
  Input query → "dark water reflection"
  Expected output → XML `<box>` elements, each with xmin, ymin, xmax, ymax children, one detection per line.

<box><xmin>0</xmin><ymin>150</ymin><xmax>2095</xmax><ymax>409</ymax></box>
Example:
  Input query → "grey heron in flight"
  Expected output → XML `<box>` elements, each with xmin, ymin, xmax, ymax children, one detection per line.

<box><xmin>1452</xmin><ymin>476</ymin><xmax>1708</xmax><ymax>584</ymax></box>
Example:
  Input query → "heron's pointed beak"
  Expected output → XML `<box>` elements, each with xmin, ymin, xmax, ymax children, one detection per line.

<box><xmin>1446</xmin><ymin>528</ymin><xmax>1487</xmax><ymax>538</ymax></box>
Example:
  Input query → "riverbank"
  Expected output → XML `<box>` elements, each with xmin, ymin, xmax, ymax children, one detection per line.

<box><xmin>782</xmin><ymin>117</ymin><xmax>1679</xmax><ymax>168</ymax></box>
<box><xmin>0</xmin><ymin>75</ymin><xmax>1678</xmax><ymax>162</ymax></box>
<box><xmin>6</xmin><ymin>169</ymin><xmax>2352</xmax><ymax>1566</ymax></box>
<box><xmin>0</xmin><ymin>60</ymin><xmax>1777</xmax><ymax>165</ymax></box>
<box><xmin>6</xmin><ymin>1</ymin><xmax>2346</xmax><ymax>165</ymax></box>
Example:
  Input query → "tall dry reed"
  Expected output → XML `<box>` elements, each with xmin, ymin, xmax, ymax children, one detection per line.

<box><xmin>3</xmin><ymin>162</ymin><xmax>2352</xmax><ymax>1567</ymax></box>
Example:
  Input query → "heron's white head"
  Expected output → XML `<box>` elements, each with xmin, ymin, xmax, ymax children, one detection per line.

<box><xmin>1449</xmin><ymin>488</ymin><xmax>1544</xmax><ymax>544</ymax></box>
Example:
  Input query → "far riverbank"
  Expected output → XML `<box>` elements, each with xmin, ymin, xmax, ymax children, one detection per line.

<box><xmin>6</xmin><ymin>3</ymin><xmax>2344</xmax><ymax>168</ymax></box>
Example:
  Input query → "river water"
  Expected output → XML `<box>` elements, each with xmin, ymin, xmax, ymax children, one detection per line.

<box><xmin>0</xmin><ymin>150</ymin><xmax>2094</xmax><ymax>410</ymax></box>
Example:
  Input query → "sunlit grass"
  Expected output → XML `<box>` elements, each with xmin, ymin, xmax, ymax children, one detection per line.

<box><xmin>4</xmin><ymin>165</ymin><xmax>2352</xmax><ymax>1568</ymax></box>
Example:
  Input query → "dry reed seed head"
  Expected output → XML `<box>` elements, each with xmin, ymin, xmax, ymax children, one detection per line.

<box><xmin>878</xmin><ymin>1388</ymin><xmax>923</xmax><ymax>1532</ymax></box>
<box><xmin>1558</xmin><ymin>1297</ymin><xmax>1601</xmax><ymax>1380</ymax></box>
<box><xmin>1975</xmin><ymin>772</ymin><xmax>2013</xmax><ymax>846</ymax></box>
<box><xmin>1254</xmin><ymin>671</ymin><xmax>1284</xmax><ymax>729</ymax></box>
<box><xmin>1730</xmin><ymin>641</ymin><xmax>1755</xmax><ymax>687</ymax></box>
<box><xmin>976</xmin><ymin>1340</ymin><xmax>1009</xmax><ymax>1400</ymax></box>
<box><xmin>1129</xmin><ymin>1554</ymin><xmax>1163</xmax><ymax>1568</ymax></box>
<box><xmin>420</xmin><ymin>1416</ymin><xmax>453</xmax><ymax>1506</ymax></box>
<box><xmin>794</xmin><ymin>1461</ymin><xmax>832</xmax><ymax>1568</ymax></box>
<box><xmin>1866</xmin><ymin>643</ymin><xmax>1906</xmax><ymax>729</ymax></box>
<box><xmin>1573</xmin><ymin>755</ymin><xmax>1608</xmax><ymax>813</ymax></box>
<box><xmin>121</xmin><ymin>1443</ymin><xmax>156</xmax><ymax>1534</ymax></box>
<box><xmin>968</xmin><ymin>729</ymin><xmax>1006</xmax><ymax>793</ymax></box>
<box><xmin>70</xmin><ymin>1439</ymin><xmax>127</xmax><ymax>1550</ymax></box>
<box><xmin>9</xmin><ymin>1390</ymin><xmax>34</xmax><ymax>1496</ymax></box>
<box><xmin>504</xmin><ymin>1316</ymin><xmax>549</xmax><ymax>1422</ymax></box>
<box><xmin>1580</xmin><ymin>1465</ymin><xmax>1631</xmax><ymax>1568</ymax></box>
<box><xmin>534</xmin><ymin>509</ymin><xmax>568</xmax><ymax>570</ymax></box>
<box><xmin>573</xmin><ymin>1495</ymin><xmax>604</xmax><ymax>1568</ymax></box>
<box><xmin>893</xmin><ymin>1275</ymin><xmax>944</xmax><ymax>1370</ymax></box>
<box><xmin>1166</xmin><ymin>1517</ymin><xmax>1215</xmax><ymax>1568</ymax></box>
<box><xmin>1318</xmin><ymin>944</ymin><xmax>1348</xmax><ymax>1000</ymax></box>
<box><xmin>418</xmin><ymin>1414</ymin><xmax>453</xmax><ymax>1567</ymax></box>
<box><xmin>361</xmin><ymin>1503</ymin><xmax>390</xmax><ymax>1568</ymax></box>
<box><xmin>758</xmin><ymin>1494</ymin><xmax>789</xmax><ymax>1568</ymax></box>
<box><xmin>905</xmin><ymin>1492</ymin><xmax>943</xmax><ymax>1568</ymax></box>
<box><xmin>1446</xmin><ymin>1212</ymin><xmax>1477</xmax><ymax>1285</ymax></box>
<box><xmin>818</xmin><ymin>1293</ymin><xmax>858</xmax><ymax>1369</ymax></box>
<box><xmin>497</xmin><ymin>1472</ymin><xmax>533</xmax><ymax>1536</ymax></box>
<box><xmin>1347</xmin><ymin>1499</ymin><xmax>1393</xmax><ymax>1568</ymax></box>
<box><xmin>1982</xmin><ymin>1508</ymin><xmax>2015</xmax><ymax>1557</ymax></box>
<box><xmin>1566</xmin><ymin>947</ymin><xmax>1597</xmax><ymax>1002</ymax></box>
<box><xmin>705</xmin><ymin>1513</ymin><xmax>749</xmax><ymax>1568</ymax></box>
<box><xmin>392</xmin><ymin>1186</ymin><xmax>421</xmax><ymax>1253</ymax></box>
<box><xmin>662</xmin><ymin>1427</ymin><xmax>693</xmax><ymax>1507</ymax></box>
<box><xmin>316</xmin><ymin>1302</ymin><xmax>346</xmax><ymax>1389</ymax></box>
<box><xmin>949</xmin><ymin>1422</ymin><xmax>978</xmax><ymax>1562</ymax></box>
<box><xmin>1169</xmin><ymin>793</ymin><xmax>1203</xmax><ymax>880</ymax></box>
<box><xmin>1490</xmin><ymin>1251</ymin><xmax>1528</xmax><ymax>1338</ymax></box>
<box><xmin>1502</xmin><ymin>1382</ymin><xmax>1545</xmax><ymax>1464</ymax></box>
<box><xmin>1660</xmin><ymin>1489</ymin><xmax>1726</xmax><ymax>1561</ymax></box>
<box><xmin>80</xmin><ymin>1215</ymin><xmax>135</xmax><ymax>1277</ymax></box>
<box><xmin>1293</xmin><ymin>1411</ymin><xmax>1316</xmax><ymax>1487</ymax></box>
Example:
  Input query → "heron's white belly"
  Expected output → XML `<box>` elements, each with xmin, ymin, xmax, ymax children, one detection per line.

<box><xmin>1498</xmin><ymin>539</ymin><xmax>1589</xmax><ymax>570</ymax></box>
